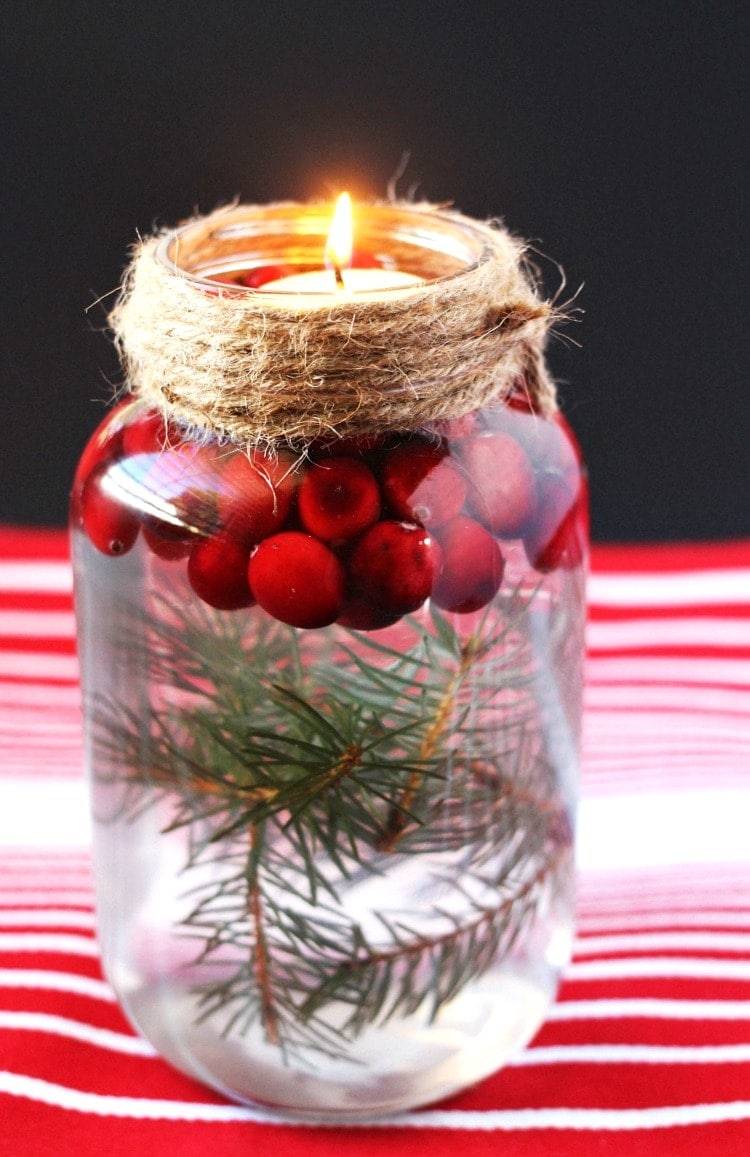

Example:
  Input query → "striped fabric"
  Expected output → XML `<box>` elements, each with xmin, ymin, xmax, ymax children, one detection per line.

<box><xmin>0</xmin><ymin>527</ymin><xmax>748</xmax><ymax>1156</ymax></box>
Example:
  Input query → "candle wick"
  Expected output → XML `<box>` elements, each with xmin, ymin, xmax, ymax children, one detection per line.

<box><xmin>333</xmin><ymin>262</ymin><xmax>346</xmax><ymax>290</ymax></box>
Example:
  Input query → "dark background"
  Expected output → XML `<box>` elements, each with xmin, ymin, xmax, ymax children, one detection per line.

<box><xmin>1</xmin><ymin>2</ymin><xmax>747</xmax><ymax>543</ymax></box>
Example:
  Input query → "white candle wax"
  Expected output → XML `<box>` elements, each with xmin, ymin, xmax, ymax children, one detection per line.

<box><xmin>260</xmin><ymin>267</ymin><xmax>423</xmax><ymax>299</ymax></box>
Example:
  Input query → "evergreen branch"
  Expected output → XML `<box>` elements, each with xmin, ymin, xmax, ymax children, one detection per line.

<box><xmin>91</xmin><ymin>575</ymin><xmax>569</xmax><ymax>1062</ymax></box>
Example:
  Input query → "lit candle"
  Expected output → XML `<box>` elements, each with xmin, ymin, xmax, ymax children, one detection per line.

<box><xmin>261</xmin><ymin>192</ymin><xmax>424</xmax><ymax>297</ymax></box>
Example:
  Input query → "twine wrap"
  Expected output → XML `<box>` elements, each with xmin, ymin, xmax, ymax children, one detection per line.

<box><xmin>110</xmin><ymin>202</ymin><xmax>558</xmax><ymax>447</ymax></box>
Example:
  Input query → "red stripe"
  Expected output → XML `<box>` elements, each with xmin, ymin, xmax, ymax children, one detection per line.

<box><xmin>591</xmin><ymin>539</ymin><xmax>750</xmax><ymax>572</ymax></box>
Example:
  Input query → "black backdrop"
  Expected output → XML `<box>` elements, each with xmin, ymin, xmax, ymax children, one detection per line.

<box><xmin>1</xmin><ymin>2</ymin><xmax>747</xmax><ymax>542</ymax></box>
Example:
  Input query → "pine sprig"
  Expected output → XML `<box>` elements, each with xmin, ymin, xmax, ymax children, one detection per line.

<box><xmin>91</xmin><ymin>579</ymin><xmax>573</xmax><ymax>1064</ymax></box>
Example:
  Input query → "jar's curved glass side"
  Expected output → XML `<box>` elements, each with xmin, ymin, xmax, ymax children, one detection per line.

<box><xmin>71</xmin><ymin>392</ymin><xmax>586</xmax><ymax>1115</ymax></box>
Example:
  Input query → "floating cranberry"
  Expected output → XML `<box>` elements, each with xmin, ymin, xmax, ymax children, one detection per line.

<box><xmin>121</xmin><ymin>409</ymin><xmax>178</xmax><ymax>457</ymax></box>
<box><xmin>129</xmin><ymin>441</ymin><xmax>220</xmax><ymax>539</ymax></box>
<box><xmin>216</xmin><ymin>448</ymin><xmax>297</xmax><ymax>546</ymax></box>
<box><xmin>432</xmin><ymin>517</ymin><xmax>504</xmax><ymax>613</ymax></box>
<box><xmin>81</xmin><ymin>466</ymin><xmax>139</xmax><ymax>557</ymax></box>
<box><xmin>72</xmin><ymin>400</ymin><xmax>132</xmax><ymax>498</ymax></box>
<box><xmin>242</xmin><ymin>264</ymin><xmax>299</xmax><ymax>288</ymax></box>
<box><xmin>336</xmin><ymin>597</ymin><xmax>401</xmax><ymax>632</ymax></box>
<box><xmin>381</xmin><ymin>439</ymin><xmax>467</xmax><ymax>529</ymax></box>
<box><xmin>143</xmin><ymin>526</ymin><xmax>194</xmax><ymax>561</ymax></box>
<box><xmin>188</xmin><ymin>534</ymin><xmax>255</xmax><ymax>610</ymax></box>
<box><xmin>430</xmin><ymin>410</ymin><xmax>482</xmax><ymax>442</ymax></box>
<box><xmin>249</xmin><ymin>532</ymin><xmax>345</xmax><ymax>629</ymax></box>
<box><xmin>298</xmin><ymin>457</ymin><xmax>380</xmax><ymax>543</ymax></box>
<box><xmin>348</xmin><ymin>521</ymin><xmax>440</xmax><ymax>616</ymax></box>
<box><xmin>524</xmin><ymin>475</ymin><xmax>586</xmax><ymax>573</ymax></box>
<box><xmin>312</xmin><ymin>431</ymin><xmax>388</xmax><ymax>457</ymax></box>
<box><xmin>524</xmin><ymin>417</ymin><xmax>580</xmax><ymax>485</ymax></box>
<box><xmin>462</xmin><ymin>431</ymin><xmax>538</xmax><ymax>538</ymax></box>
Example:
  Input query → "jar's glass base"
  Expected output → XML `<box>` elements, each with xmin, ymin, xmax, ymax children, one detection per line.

<box><xmin>122</xmin><ymin>962</ymin><xmax>561</xmax><ymax>1118</ymax></box>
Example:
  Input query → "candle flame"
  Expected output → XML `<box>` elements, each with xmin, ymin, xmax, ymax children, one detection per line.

<box><xmin>325</xmin><ymin>192</ymin><xmax>353</xmax><ymax>284</ymax></box>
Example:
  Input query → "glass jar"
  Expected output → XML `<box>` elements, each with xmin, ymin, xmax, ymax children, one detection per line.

<box><xmin>71</xmin><ymin>205</ymin><xmax>587</xmax><ymax>1119</ymax></box>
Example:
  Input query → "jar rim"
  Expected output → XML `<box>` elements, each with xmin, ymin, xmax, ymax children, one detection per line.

<box><xmin>154</xmin><ymin>201</ymin><xmax>495</xmax><ymax>296</ymax></box>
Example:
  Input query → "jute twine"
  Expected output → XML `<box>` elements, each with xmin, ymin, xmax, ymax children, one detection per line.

<box><xmin>110</xmin><ymin>202</ymin><xmax>559</xmax><ymax>447</ymax></box>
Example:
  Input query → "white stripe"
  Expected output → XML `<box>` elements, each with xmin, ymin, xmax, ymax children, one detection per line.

<box><xmin>0</xmin><ymin>755</ymin><xmax>82</xmax><ymax>772</ymax></box>
<box><xmin>587</xmin><ymin>656</ymin><xmax>750</xmax><ymax>686</ymax></box>
<box><xmin>0</xmin><ymin>969</ymin><xmax>114</xmax><ymax>1001</ymax></box>
<box><xmin>0</xmin><ymin>779</ymin><xmax>90</xmax><ymax>847</ymax></box>
<box><xmin>588</xmin><ymin>569</ymin><xmax>750</xmax><ymax>607</ymax></box>
<box><xmin>1</xmin><ymin>1070</ymin><xmax>749</xmax><ymax>1130</ymax></box>
<box><xmin>583</xmin><ymin>753</ymin><xmax>748</xmax><ymax>774</ymax></box>
<box><xmin>584</xmin><ymin>734</ymin><xmax>750</xmax><ymax>756</ymax></box>
<box><xmin>0</xmin><ymin>739</ymin><xmax>82</xmax><ymax>754</ymax></box>
<box><xmin>574</xmin><ymin>931</ymin><xmax>750</xmax><ymax>956</ymax></box>
<box><xmin>0</xmin><ymin>652</ymin><xmax>79</xmax><ymax>680</ymax></box>
<box><xmin>0</xmin><ymin>714</ymin><xmax>82</xmax><ymax>733</ymax></box>
<box><xmin>514</xmin><ymin>1043</ymin><xmax>750</xmax><ymax>1065</ymax></box>
<box><xmin>576</xmin><ymin>912</ymin><xmax>750</xmax><ymax>933</ymax></box>
<box><xmin>0</xmin><ymin>910</ymin><xmax>95</xmax><ymax>929</ymax></box>
<box><xmin>3</xmin><ymin>607</ymin><xmax>749</xmax><ymax>645</ymax></box>
<box><xmin>548</xmin><ymin>997</ymin><xmax>750</xmax><ymax>1022</ymax></box>
<box><xmin>584</xmin><ymin>684</ymin><xmax>750</xmax><ymax>712</ymax></box>
<box><xmin>579</xmin><ymin>867</ymin><xmax>750</xmax><ymax>896</ymax></box>
<box><xmin>0</xmin><ymin>1011</ymin><xmax>156</xmax><ymax>1057</ymax></box>
<box><xmin>577</xmin><ymin>791</ymin><xmax>750</xmax><ymax>870</ymax></box>
<box><xmin>0</xmin><ymin>932</ymin><xmax>98</xmax><ymax>957</ymax></box>
<box><xmin>567</xmin><ymin>956</ymin><xmax>750</xmax><ymax>982</ymax></box>
<box><xmin>6</xmin><ymin>610</ymin><xmax>747</xmax><ymax>648</ymax></box>
<box><xmin>0</xmin><ymin>893</ymin><xmax>93</xmax><ymax>907</ymax></box>
<box><xmin>588</xmin><ymin>617</ymin><xmax>750</xmax><ymax>650</ymax></box>
<box><xmin>0</xmin><ymin>683</ymin><xmax>81</xmax><ymax>708</ymax></box>
<box><xmin>0</xmin><ymin>610</ymin><xmax>76</xmax><ymax>638</ymax></box>
<box><xmin>577</xmin><ymin>893</ymin><xmax>750</xmax><ymax>918</ymax></box>
<box><xmin>585</xmin><ymin>710</ymin><xmax>750</xmax><ymax>739</ymax></box>
<box><xmin>0</xmin><ymin>562</ymin><xmax>72</xmax><ymax>593</ymax></box>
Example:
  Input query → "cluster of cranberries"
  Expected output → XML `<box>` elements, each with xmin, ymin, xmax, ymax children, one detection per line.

<box><xmin>73</xmin><ymin>398</ymin><xmax>585</xmax><ymax>632</ymax></box>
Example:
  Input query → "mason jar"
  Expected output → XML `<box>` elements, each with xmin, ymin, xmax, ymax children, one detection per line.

<box><xmin>71</xmin><ymin>202</ymin><xmax>587</xmax><ymax>1118</ymax></box>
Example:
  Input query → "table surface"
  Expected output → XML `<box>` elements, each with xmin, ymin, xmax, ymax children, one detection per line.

<box><xmin>0</xmin><ymin>528</ymin><xmax>748</xmax><ymax>1156</ymax></box>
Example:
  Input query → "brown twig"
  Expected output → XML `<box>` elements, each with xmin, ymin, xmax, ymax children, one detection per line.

<box><xmin>248</xmin><ymin>823</ymin><xmax>280</xmax><ymax>1046</ymax></box>
<box><xmin>377</xmin><ymin>636</ymin><xmax>479</xmax><ymax>852</ymax></box>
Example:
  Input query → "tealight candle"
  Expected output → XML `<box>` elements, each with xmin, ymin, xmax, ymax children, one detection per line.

<box><xmin>261</xmin><ymin>192</ymin><xmax>424</xmax><ymax>297</ymax></box>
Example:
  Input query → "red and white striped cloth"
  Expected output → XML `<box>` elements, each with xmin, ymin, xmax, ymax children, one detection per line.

<box><xmin>0</xmin><ymin>527</ymin><xmax>748</xmax><ymax>1156</ymax></box>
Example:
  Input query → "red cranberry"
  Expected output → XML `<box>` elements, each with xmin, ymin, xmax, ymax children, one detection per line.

<box><xmin>72</xmin><ymin>400</ymin><xmax>131</xmax><ymax>497</ymax></box>
<box><xmin>134</xmin><ymin>441</ymin><xmax>221</xmax><ymax>539</ymax></box>
<box><xmin>121</xmin><ymin>409</ymin><xmax>179</xmax><ymax>457</ymax></box>
<box><xmin>505</xmin><ymin>390</ymin><xmax>536</xmax><ymax>416</ymax></box>
<box><xmin>188</xmin><ymin>534</ymin><xmax>255</xmax><ymax>610</ymax></box>
<box><xmin>298</xmin><ymin>457</ymin><xmax>380</xmax><ymax>543</ymax></box>
<box><xmin>249</xmin><ymin>532</ymin><xmax>346</xmax><ymax>629</ymax></box>
<box><xmin>521</xmin><ymin>416</ymin><xmax>581</xmax><ymax>483</ymax></box>
<box><xmin>462</xmin><ymin>431</ymin><xmax>538</xmax><ymax>538</ymax></box>
<box><xmin>432</xmin><ymin>517</ymin><xmax>504</xmax><ymax>613</ymax></box>
<box><xmin>492</xmin><ymin>401</ymin><xmax>582</xmax><ymax>484</ymax></box>
<box><xmin>143</xmin><ymin>526</ymin><xmax>194</xmax><ymax>561</ymax></box>
<box><xmin>336</xmin><ymin>597</ymin><xmax>401</xmax><ymax>632</ymax></box>
<box><xmin>430</xmin><ymin>410</ymin><xmax>482</xmax><ymax>442</ymax></box>
<box><xmin>81</xmin><ymin>466</ymin><xmax>139</xmax><ymax>557</ymax></box>
<box><xmin>381</xmin><ymin>439</ymin><xmax>467</xmax><ymax>529</ymax></box>
<box><xmin>524</xmin><ymin>475</ymin><xmax>586</xmax><ymax>572</ymax></box>
<box><xmin>348</xmin><ymin>521</ymin><xmax>440</xmax><ymax>616</ymax></box>
<box><xmin>241</xmin><ymin>265</ymin><xmax>297</xmax><ymax>288</ymax></box>
<box><xmin>217</xmin><ymin>448</ymin><xmax>297</xmax><ymax>545</ymax></box>
<box><xmin>311</xmin><ymin>431</ymin><xmax>389</xmax><ymax>456</ymax></box>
